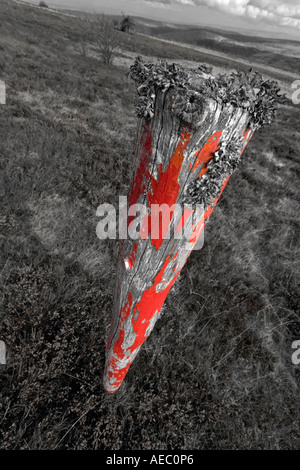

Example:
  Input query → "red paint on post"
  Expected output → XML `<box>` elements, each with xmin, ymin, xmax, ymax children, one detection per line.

<box><xmin>107</xmin><ymin>291</ymin><xmax>133</xmax><ymax>353</ymax></box>
<box><xmin>241</xmin><ymin>128</ymin><xmax>253</xmax><ymax>154</ymax></box>
<box><xmin>127</xmin><ymin>242</ymin><xmax>138</xmax><ymax>269</ymax></box>
<box><xmin>193</xmin><ymin>131</ymin><xmax>222</xmax><ymax>176</ymax></box>
<box><xmin>105</xmin><ymin>252</ymin><xmax>181</xmax><ymax>392</ymax></box>
<box><xmin>104</xmin><ymin>89</ymin><xmax>258</xmax><ymax>393</ymax></box>
<box><xmin>144</xmin><ymin>130</ymin><xmax>192</xmax><ymax>250</ymax></box>
<box><xmin>107</xmin><ymin>359</ymin><xmax>132</xmax><ymax>393</ymax></box>
<box><xmin>130</xmin><ymin>251</ymin><xmax>180</xmax><ymax>348</ymax></box>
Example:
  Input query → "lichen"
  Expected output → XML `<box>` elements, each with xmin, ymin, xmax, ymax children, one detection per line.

<box><xmin>130</xmin><ymin>56</ymin><xmax>189</xmax><ymax>120</ymax></box>
<box><xmin>130</xmin><ymin>57</ymin><xmax>286</xmax><ymax>127</ymax></box>
<box><xmin>183</xmin><ymin>137</ymin><xmax>244</xmax><ymax>208</ymax></box>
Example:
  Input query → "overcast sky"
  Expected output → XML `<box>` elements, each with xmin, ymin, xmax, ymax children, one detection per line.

<box><xmin>24</xmin><ymin>0</ymin><xmax>300</xmax><ymax>38</ymax></box>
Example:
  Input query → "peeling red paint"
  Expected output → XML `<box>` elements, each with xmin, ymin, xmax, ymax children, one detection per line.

<box><xmin>241</xmin><ymin>128</ymin><xmax>253</xmax><ymax>154</ymax></box>
<box><xmin>106</xmin><ymin>252</ymin><xmax>182</xmax><ymax>391</ymax></box>
<box><xmin>109</xmin><ymin>292</ymin><xmax>133</xmax><ymax>359</ymax></box>
<box><xmin>193</xmin><ymin>131</ymin><xmax>222</xmax><ymax>176</ymax></box>
<box><xmin>243</xmin><ymin>128</ymin><xmax>251</xmax><ymax>142</ymax></box>
<box><xmin>130</xmin><ymin>251</ymin><xmax>180</xmax><ymax>350</ymax></box>
<box><xmin>144</xmin><ymin>130</ymin><xmax>191</xmax><ymax>250</ymax></box>
<box><xmin>107</xmin><ymin>359</ymin><xmax>132</xmax><ymax>393</ymax></box>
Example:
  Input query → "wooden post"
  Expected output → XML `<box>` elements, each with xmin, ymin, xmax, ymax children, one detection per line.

<box><xmin>103</xmin><ymin>58</ymin><xmax>284</xmax><ymax>393</ymax></box>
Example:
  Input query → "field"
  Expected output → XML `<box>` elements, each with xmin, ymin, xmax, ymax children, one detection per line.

<box><xmin>0</xmin><ymin>0</ymin><xmax>299</xmax><ymax>450</ymax></box>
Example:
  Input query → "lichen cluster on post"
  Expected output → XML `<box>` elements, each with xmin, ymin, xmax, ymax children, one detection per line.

<box><xmin>130</xmin><ymin>57</ymin><xmax>285</xmax><ymax>208</ymax></box>
<box><xmin>130</xmin><ymin>56</ymin><xmax>284</xmax><ymax>125</ymax></box>
<box><xmin>103</xmin><ymin>58</ymin><xmax>284</xmax><ymax>393</ymax></box>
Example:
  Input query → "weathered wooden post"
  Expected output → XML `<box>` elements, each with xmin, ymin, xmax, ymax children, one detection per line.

<box><xmin>103</xmin><ymin>58</ymin><xmax>284</xmax><ymax>393</ymax></box>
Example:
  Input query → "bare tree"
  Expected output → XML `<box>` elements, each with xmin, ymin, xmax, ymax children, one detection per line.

<box><xmin>94</xmin><ymin>15</ymin><xmax>119</xmax><ymax>66</ymax></box>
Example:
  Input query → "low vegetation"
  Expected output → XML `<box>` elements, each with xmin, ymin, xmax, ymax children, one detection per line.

<box><xmin>0</xmin><ymin>0</ymin><xmax>299</xmax><ymax>450</ymax></box>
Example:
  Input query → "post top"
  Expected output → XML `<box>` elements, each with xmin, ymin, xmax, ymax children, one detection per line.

<box><xmin>130</xmin><ymin>57</ymin><xmax>285</xmax><ymax>128</ymax></box>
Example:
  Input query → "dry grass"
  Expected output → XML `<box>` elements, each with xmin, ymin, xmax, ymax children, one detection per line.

<box><xmin>0</xmin><ymin>0</ymin><xmax>299</xmax><ymax>450</ymax></box>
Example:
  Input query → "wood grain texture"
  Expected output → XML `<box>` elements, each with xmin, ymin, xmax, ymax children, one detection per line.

<box><xmin>103</xmin><ymin>59</ymin><xmax>283</xmax><ymax>393</ymax></box>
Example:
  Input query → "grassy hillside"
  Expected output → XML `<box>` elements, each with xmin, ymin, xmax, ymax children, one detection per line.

<box><xmin>0</xmin><ymin>0</ymin><xmax>299</xmax><ymax>450</ymax></box>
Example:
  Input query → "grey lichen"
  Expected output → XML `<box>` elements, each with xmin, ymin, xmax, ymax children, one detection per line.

<box><xmin>184</xmin><ymin>137</ymin><xmax>244</xmax><ymax>208</ymax></box>
<box><xmin>130</xmin><ymin>56</ymin><xmax>189</xmax><ymax>119</ymax></box>
<box><xmin>130</xmin><ymin>57</ymin><xmax>286</xmax><ymax>127</ymax></box>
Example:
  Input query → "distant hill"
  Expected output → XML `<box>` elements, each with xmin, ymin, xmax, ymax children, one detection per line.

<box><xmin>60</xmin><ymin>9</ymin><xmax>300</xmax><ymax>74</ymax></box>
<box><xmin>132</xmin><ymin>18</ymin><xmax>300</xmax><ymax>75</ymax></box>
